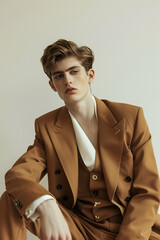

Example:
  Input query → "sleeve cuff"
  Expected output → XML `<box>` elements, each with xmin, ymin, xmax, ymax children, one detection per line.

<box><xmin>24</xmin><ymin>195</ymin><xmax>55</xmax><ymax>222</ymax></box>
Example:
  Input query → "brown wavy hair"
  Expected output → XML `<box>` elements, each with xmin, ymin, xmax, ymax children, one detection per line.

<box><xmin>40</xmin><ymin>39</ymin><xmax>94</xmax><ymax>80</ymax></box>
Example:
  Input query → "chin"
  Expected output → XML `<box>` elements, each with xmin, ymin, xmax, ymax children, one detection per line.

<box><xmin>64</xmin><ymin>95</ymin><xmax>80</xmax><ymax>104</ymax></box>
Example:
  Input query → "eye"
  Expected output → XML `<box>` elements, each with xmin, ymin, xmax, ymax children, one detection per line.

<box><xmin>54</xmin><ymin>74</ymin><xmax>64</xmax><ymax>80</ymax></box>
<box><xmin>70</xmin><ymin>70</ymin><xmax>79</xmax><ymax>75</ymax></box>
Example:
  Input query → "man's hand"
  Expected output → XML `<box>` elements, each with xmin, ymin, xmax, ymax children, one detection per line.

<box><xmin>36</xmin><ymin>199</ymin><xmax>72</xmax><ymax>240</ymax></box>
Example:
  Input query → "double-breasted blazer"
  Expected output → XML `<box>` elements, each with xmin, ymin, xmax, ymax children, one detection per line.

<box><xmin>5</xmin><ymin>97</ymin><xmax>160</xmax><ymax>240</ymax></box>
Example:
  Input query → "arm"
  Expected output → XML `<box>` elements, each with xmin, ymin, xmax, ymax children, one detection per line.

<box><xmin>5</xmin><ymin>118</ymin><xmax>72</xmax><ymax>239</ymax></box>
<box><xmin>116</xmin><ymin>107</ymin><xmax>160</xmax><ymax>240</ymax></box>
<box><xmin>5</xmin><ymin>119</ymin><xmax>52</xmax><ymax>217</ymax></box>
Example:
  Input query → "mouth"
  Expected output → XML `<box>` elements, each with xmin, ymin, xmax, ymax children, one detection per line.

<box><xmin>65</xmin><ymin>88</ymin><xmax>77</xmax><ymax>93</ymax></box>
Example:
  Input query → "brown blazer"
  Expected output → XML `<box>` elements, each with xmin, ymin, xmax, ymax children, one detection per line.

<box><xmin>5</xmin><ymin>97</ymin><xmax>160</xmax><ymax>240</ymax></box>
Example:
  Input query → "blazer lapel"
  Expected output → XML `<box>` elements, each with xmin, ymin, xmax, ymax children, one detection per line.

<box><xmin>95</xmin><ymin>97</ymin><xmax>125</xmax><ymax>201</ymax></box>
<box><xmin>47</xmin><ymin>107</ymin><xmax>78</xmax><ymax>205</ymax></box>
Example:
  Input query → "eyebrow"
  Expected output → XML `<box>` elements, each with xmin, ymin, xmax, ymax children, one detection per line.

<box><xmin>52</xmin><ymin>66</ymin><xmax>80</xmax><ymax>76</ymax></box>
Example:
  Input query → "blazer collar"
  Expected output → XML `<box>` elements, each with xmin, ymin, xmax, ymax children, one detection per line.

<box><xmin>95</xmin><ymin>96</ymin><xmax>118</xmax><ymax>127</ymax></box>
<box><xmin>54</xmin><ymin>96</ymin><xmax>118</xmax><ymax>129</ymax></box>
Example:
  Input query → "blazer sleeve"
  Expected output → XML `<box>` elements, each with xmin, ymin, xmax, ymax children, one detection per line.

<box><xmin>116</xmin><ymin>107</ymin><xmax>160</xmax><ymax>240</ymax></box>
<box><xmin>5</xmin><ymin>119</ymin><xmax>54</xmax><ymax>217</ymax></box>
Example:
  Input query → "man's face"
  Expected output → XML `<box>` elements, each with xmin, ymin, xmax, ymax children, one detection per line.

<box><xmin>49</xmin><ymin>56</ymin><xmax>94</xmax><ymax>105</ymax></box>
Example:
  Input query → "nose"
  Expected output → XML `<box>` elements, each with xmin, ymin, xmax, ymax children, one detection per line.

<box><xmin>64</xmin><ymin>73</ymin><xmax>72</xmax><ymax>85</ymax></box>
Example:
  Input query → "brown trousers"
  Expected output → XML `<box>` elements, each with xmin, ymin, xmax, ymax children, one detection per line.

<box><xmin>0</xmin><ymin>191</ymin><xmax>160</xmax><ymax>240</ymax></box>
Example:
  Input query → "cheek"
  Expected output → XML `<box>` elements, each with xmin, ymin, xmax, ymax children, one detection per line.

<box><xmin>54</xmin><ymin>82</ymin><xmax>62</xmax><ymax>90</ymax></box>
<box><xmin>80</xmin><ymin>77</ymin><xmax>89</xmax><ymax>86</ymax></box>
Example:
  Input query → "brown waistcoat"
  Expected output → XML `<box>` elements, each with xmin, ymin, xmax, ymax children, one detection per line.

<box><xmin>74</xmin><ymin>145</ymin><xmax>123</xmax><ymax>224</ymax></box>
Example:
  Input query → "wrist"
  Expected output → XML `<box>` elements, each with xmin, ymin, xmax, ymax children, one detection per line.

<box><xmin>36</xmin><ymin>199</ymin><xmax>57</xmax><ymax>215</ymax></box>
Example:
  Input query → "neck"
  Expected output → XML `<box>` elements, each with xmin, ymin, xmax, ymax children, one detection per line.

<box><xmin>65</xmin><ymin>93</ymin><xmax>96</xmax><ymax>123</ymax></box>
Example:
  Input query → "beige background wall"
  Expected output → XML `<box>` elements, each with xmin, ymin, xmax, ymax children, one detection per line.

<box><xmin>0</xmin><ymin>0</ymin><xmax>160</xmax><ymax>239</ymax></box>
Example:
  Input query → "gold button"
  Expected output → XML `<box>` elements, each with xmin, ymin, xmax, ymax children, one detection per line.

<box><xmin>94</xmin><ymin>201</ymin><xmax>101</xmax><ymax>207</ymax></box>
<box><xmin>25</xmin><ymin>209</ymin><xmax>32</xmax><ymax>216</ymax></box>
<box><xmin>95</xmin><ymin>215</ymin><xmax>100</xmax><ymax>219</ymax></box>
<box><xmin>92</xmin><ymin>175</ymin><xmax>98</xmax><ymax>180</ymax></box>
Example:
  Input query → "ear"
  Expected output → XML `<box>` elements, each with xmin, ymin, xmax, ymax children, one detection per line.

<box><xmin>88</xmin><ymin>69</ymin><xmax>95</xmax><ymax>84</ymax></box>
<box><xmin>49</xmin><ymin>80</ymin><xmax>57</xmax><ymax>92</ymax></box>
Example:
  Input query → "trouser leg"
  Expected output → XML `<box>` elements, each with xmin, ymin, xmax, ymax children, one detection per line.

<box><xmin>150</xmin><ymin>214</ymin><xmax>160</xmax><ymax>240</ymax></box>
<box><xmin>0</xmin><ymin>191</ymin><xmax>27</xmax><ymax>240</ymax></box>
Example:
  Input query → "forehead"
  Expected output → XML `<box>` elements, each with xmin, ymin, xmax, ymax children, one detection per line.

<box><xmin>52</xmin><ymin>56</ymin><xmax>83</xmax><ymax>72</ymax></box>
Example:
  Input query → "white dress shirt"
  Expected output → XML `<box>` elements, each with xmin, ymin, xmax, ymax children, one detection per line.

<box><xmin>25</xmin><ymin>95</ymin><xmax>97</xmax><ymax>221</ymax></box>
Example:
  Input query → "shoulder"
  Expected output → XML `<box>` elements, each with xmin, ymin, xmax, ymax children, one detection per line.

<box><xmin>101</xmin><ymin>98</ymin><xmax>143</xmax><ymax>125</ymax></box>
<box><xmin>101</xmin><ymin>99</ymin><xmax>150</xmax><ymax>144</ymax></box>
<box><xmin>102</xmin><ymin>98</ymin><xmax>140</xmax><ymax>114</ymax></box>
<box><xmin>35</xmin><ymin>106</ymin><xmax>65</xmax><ymax>124</ymax></box>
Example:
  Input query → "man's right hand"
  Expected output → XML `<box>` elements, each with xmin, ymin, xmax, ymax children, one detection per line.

<box><xmin>36</xmin><ymin>199</ymin><xmax>72</xmax><ymax>240</ymax></box>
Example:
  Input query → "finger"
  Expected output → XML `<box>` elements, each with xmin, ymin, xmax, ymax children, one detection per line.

<box><xmin>67</xmin><ymin>232</ymin><xmax>72</xmax><ymax>240</ymax></box>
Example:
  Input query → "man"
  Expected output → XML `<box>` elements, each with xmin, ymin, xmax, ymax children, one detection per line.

<box><xmin>0</xmin><ymin>39</ymin><xmax>160</xmax><ymax>240</ymax></box>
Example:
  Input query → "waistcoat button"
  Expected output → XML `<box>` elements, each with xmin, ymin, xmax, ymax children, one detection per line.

<box><xmin>57</xmin><ymin>184</ymin><xmax>62</xmax><ymax>190</ymax></box>
<box><xmin>93</xmin><ymin>190</ymin><xmax>99</xmax><ymax>196</ymax></box>
<box><xmin>63</xmin><ymin>196</ymin><xmax>68</xmax><ymax>201</ymax></box>
<box><xmin>55</xmin><ymin>169</ymin><xmax>61</xmax><ymax>175</ymax></box>
<box><xmin>125</xmin><ymin>176</ymin><xmax>132</xmax><ymax>182</ymax></box>
<box><xmin>92</xmin><ymin>174</ymin><xmax>98</xmax><ymax>180</ymax></box>
<box><xmin>94</xmin><ymin>201</ymin><xmax>101</xmax><ymax>207</ymax></box>
<box><xmin>95</xmin><ymin>215</ymin><xmax>100</xmax><ymax>219</ymax></box>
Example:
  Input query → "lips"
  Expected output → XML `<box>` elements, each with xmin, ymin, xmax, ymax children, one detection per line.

<box><xmin>65</xmin><ymin>87</ymin><xmax>76</xmax><ymax>93</ymax></box>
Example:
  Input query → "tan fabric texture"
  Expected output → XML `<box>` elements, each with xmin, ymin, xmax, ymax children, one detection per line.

<box><xmin>1</xmin><ymin>97</ymin><xmax>160</xmax><ymax>239</ymax></box>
